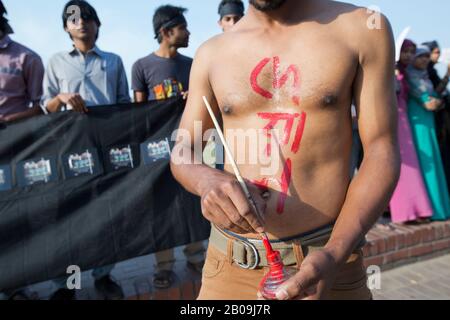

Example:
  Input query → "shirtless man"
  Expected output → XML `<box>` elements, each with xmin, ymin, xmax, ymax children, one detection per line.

<box><xmin>171</xmin><ymin>0</ymin><xmax>400</xmax><ymax>300</ymax></box>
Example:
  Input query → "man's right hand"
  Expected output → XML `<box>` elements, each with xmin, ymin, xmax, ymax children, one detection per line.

<box><xmin>199</xmin><ymin>170</ymin><xmax>267</xmax><ymax>234</ymax></box>
<box><xmin>57</xmin><ymin>93</ymin><xmax>88</xmax><ymax>113</ymax></box>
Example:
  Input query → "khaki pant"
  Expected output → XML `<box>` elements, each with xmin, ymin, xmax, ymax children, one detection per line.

<box><xmin>197</xmin><ymin>243</ymin><xmax>373</xmax><ymax>300</ymax></box>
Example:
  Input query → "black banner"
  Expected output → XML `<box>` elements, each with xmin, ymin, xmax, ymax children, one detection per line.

<box><xmin>0</xmin><ymin>98</ymin><xmax>211</xmax><ymax>291</ymax></box>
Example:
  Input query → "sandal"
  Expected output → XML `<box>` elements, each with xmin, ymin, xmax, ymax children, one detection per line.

<box><xmin>153</xmin><ymin>270</ymin><xmax>176</xmax><ymax>289</ymax></box>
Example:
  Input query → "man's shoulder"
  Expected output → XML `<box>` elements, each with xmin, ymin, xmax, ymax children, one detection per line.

<box><xmin>97</xmin><ymin>49</ymin><xmax>123</xmax><ymax>62</ymax></box>
<box><xmin>9</xmin><ymin>40</ymin><xmax>42</xmax><ymax>62</ymax></box>
<box><xmin>329</xmin><ymin>1</ymin><xmax>393</xmax><ymax>55</ymax></box>
<box><xmin>133</xmin><ymin>54</ymin><xmax>156</xmax><ymax>69</ymax></box>
<box><xmin>332</xmin><ymin>2</ymin><xmax>392</xmax><ymax>37</ymax></box>
<box><xmin>194</xmin><ymin>33</ymin><xmax>232</xmax><ymax>59</ymax></box>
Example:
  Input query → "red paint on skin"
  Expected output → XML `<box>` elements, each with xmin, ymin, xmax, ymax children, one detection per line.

<box><xmin>257</xmin><ymin>113</ymin><xmax>301</xmax><ymax>156</ymax></box>
<box><xmin>251</xmin><ymin>58</ymin><xmax>273</xmax><ymax>100</ymax></box>
<box><xmin>251</xmin><ymin>56</ymin><xmax>301</xmax><ymax>106</ymax></box>
<box><xmin>291</xmin><ymin>112</ymin><xmax>307</xmax><ymax>154</ymax></box>
<box><xmin>251</xmin><ymin>178</ymin><xmax>269</xmax><ymax>192</ymax></box>
<box><xmin>277</xmin><ymin>159</ymin><xmax>292</xmax><ymax>215</ymax></box>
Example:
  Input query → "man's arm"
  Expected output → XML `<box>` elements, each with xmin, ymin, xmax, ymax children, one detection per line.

<box><xmin>276</xmin><ymin>13</ymin><xmax>401</xmax><ymax>300</ymax></box>
<box><xmin>2</xmin><ymin>54</ymin><xmax>45</xmax><ymax>123</ymax></box>
<box><xmin>170</xmin><ymin>40</ymin><xmax>265</xmax><ymax>234</ymax></box>
<box><xmin>131</xmin><ymin>60</ymin><xmax>149</xmax><ymax>103</ymax></box>
<box><xmin>325</xmin><ymin>14</ymin><xmax>400</xmax><ymax>266</ymax></box>
<box><xmin>134</xmin><ymin>91</ymin><xmax>148</xmax><ymax>103</ymax></box>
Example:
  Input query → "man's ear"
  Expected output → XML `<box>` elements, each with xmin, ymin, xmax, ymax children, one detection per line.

<box><xmin>160</xmin><ymin>28</ymin><xmax>170</xmax><ymax>40</ymax></box>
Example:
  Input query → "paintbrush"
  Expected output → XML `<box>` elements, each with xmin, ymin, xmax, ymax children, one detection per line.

<box><xmin>202</xmin><ymin>96</ymin><xmax>271</xmax><ymax>244</ymax></box>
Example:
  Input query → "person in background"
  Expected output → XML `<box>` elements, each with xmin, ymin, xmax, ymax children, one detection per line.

<box><xmin>218</xmin><ymin>0</ymin><xmax>245</xmax><ymax>32</ymax></box>
<box><xmin>42</xmin><ymin>0</ymin><xmax>130</xmax><ymax>115</ymax></box>
<box><xmin>0</xmin><ymin>0</ymin><xmax>44</xmax><ymax>125</ymax></box>
<box><xmin>407</xmin><ymin>45</ymin><xmax>450</xmax><ymax>222</ymax></box>
<box><xmin>212</xmin><ymin>1</ymin><xmax>245</xmax><ymax>172</ymax></box>
<box><xmin>0</xmin><ymin>1</ymin><xmax>45</xmax><ymax>300</ymax></box>
<box><xmin>41</xmin><ymin>0</ymin><xmax>130</xmax><ymax>300</ymax></box>
<box><xmin>390</xmin><ymin>40</ymin><xmax>433</xmax><ymax>224</ymax></box>
<box><xmin>131</xmin><ymin>5</ymin><xmax>205</xmax><ymax>290</ymax></box>
<box><xmin>422</xmin><ymin>41</ymin><xmax>450</xmax><ymax>193</ymax></box>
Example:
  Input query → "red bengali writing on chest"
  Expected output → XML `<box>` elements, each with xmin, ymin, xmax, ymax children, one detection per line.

<box><xmin>249</xmin><ymin>57</ymin><xmax>307</xmax><ymax>215</ymax></box>
<box><xmin>250</xmin><ymin>56</ymin><xmax>301</xmax><ymax>106</ymax></box>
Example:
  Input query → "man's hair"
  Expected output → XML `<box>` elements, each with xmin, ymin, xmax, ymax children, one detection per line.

<box><xmin>62</xmin><ymin>0</ymin><xmax>101</xmax><ymax>39</ymax></box>
<box><xmin>218</xmin><ymin>0</ymin><xmax>244</xmax><ymax>17</ymax></box>
<box><xmin>153</xmin><ymin>5</ymin><xmax>187</xmax><ymax>44</ymax></box>
<box><xmin>0</xmin><ymin>0</ymin><xmax>12</xmax><ymax>34</ymax></box>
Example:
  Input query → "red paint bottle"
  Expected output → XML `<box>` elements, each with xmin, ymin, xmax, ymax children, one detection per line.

<box><xmin>259</xmin><ymin>238</ymin><xmax>298</xmax><ymax>300</ymax></box>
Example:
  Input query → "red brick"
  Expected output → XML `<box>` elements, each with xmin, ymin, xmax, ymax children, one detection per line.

<box><xmin>127</xmin><ymin>295</ymin><xmax>139</xmax><ymax>300</ymax></box>
<box><xmin>435</xmin><ymin>223</ymin><xmax>446</xmax><ymax>240</ymax></box>
<box><xmin>153</xmin><ymin>289</ymin><xmax>169</xmax><ymax>300</ymax></box>
<box><xmin>363</xmin><ymin>255</ymin><xmax>384</xmax><ymax>268</ymax></box>
<box><xmin>180</xmin><ymin>281</ymin><xmax>195</xmax><ymax>300</ymax></box>
<box><xmin>395</xmin><ymin>232</ymin><xmax>407</xmax><ymax>250</ymax></box>
<box><xmin>362</xmin><ymin>243</ymin><xmax>372</xmax><ymax>258</ymax></box>
<box><xmin>383</xmin><ymin>248</ymin><xmax>410</xmax><ymax>264</ymax></box>
<box><xmin>370</xmin><ymin>230</ymin><xmax>387</xmax><ymax>254</ymax></box>
<box><xmin>432</xmin><ymin>239</ymin><xmax>450</xmax><ymax>252</ymax></box>
<box><xmin>386</xmin><ymin>235</ymin><xmax>397</xmax><ymax>252</ymax></box>
<box><xmin>406</xmin><ymin>225</ymin><xmax>425</xmax><ymax>245</ymax></box>
<box><xmin>444</xmin><ymin>222</ymin><xmax>450</xmax><ymax>238</ymax></box>
<box><xmin>391</xmin><ymin>225</ymin><xmax>417</xmax><ymax>247</ymax></box>
<box><xmin>410</xmin><ymin>243</ymin><xmax>434</xmax><ymax>258</ymax></box>
<box><xmin>422</xmin><ymin>225</ymin><xmax>435</xmax><ymax>243</ymax></box>
<box><xmin>166</xmin><ymin>287</ymin><xmax>181</xmax><ymax>300</ymax></box>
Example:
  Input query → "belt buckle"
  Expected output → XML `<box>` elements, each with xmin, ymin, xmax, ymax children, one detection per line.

<box><xmin>236</xmin><ymin>239</ymin><xmax>260</xmax><ymax>270</ymax></box>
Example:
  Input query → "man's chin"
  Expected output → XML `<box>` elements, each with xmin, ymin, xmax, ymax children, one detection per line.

<box><xmin>250</xmin><ymin>0</ymin><xmax>287</xmax><ymax>12</ymax></box>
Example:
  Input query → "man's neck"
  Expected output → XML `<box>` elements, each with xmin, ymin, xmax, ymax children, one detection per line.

<box><xmin>73</xmin><ymin>39</ymin><xmax>96</xmax><ymax>54</ymax></box>
<box><xmin>247</xmin><ymin>0</ymin><xmax>316</xmax><ymax>27</ymax></box>
<box><xmin>154</xmin><ymin>43</ymin><xmax>179</xmax><ymax>59</ymax></box>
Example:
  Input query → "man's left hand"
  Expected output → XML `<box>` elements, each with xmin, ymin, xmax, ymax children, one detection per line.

<box><xmin>272</xmin><ymin>249</ymin><xmax>341</xmax><ymax>300</ymax></box>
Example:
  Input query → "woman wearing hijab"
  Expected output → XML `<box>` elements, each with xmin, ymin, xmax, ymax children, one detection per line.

<box><xmin>407</xmin><ymin>45</ymin><xmax>450</xmax><ymax>221</ymax></box>
<box><xmin>389</xmin><ymin>40</ymin><xmax>433</xmax><ymax>224</ymax></box>
<box><xmin>423</xmin><ymin>41</ymin><xmax>450</xmax><ymax>193</ymax></box>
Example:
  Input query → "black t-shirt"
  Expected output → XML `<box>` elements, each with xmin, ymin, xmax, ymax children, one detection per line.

<box><xmin>131</xmin><ymin>53</ymin><xmax>192</xmax><ymax>101</ymax></box>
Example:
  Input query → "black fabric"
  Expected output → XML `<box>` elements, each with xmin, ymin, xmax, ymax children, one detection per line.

<box><xmin>219</xmin><ymin>2</ymin><xmax>244</xmax><ymax>18</ymax></box>
<box><xmin>427</xmin><ymin>63</ymin><xmax>450</xmax><ymax>192</ymax></box>
<box><xmin>154</xmin><ymin>15</ymin><xmax>187</xmax><ymax>39</ymax></box>
<box><xmin>0</xmin><ymin>98</ymin><xmax>210</xmax><ymax>291</ymax></box>
<box><xmin>428</xmin><ymin>62</ymin><xmax>442</xmax><ymax>89</ymax></box>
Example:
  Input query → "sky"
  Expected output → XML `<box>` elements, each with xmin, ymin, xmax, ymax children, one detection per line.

<box><xmin>3</xmin><ymin>0</ymin><xmax>450</xmax><ymax>81</ymax></box>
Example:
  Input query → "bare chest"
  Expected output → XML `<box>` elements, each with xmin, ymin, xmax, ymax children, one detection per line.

<box><xmin>209</xmin><ymin>36</ymin><xmax>358</xmax><ymax>118</ymax></box>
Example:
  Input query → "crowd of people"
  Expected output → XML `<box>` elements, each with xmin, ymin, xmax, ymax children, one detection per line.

<box><xmin>0</xmin><ymin>0</ymin><xmax>246</xmax><ymax>301</ymax></box>
<box><xmin>387</xmin><ymin>40</ymin><xmax>450</xmax><ymax>224</ymax></box>
<box><xmin>1</xmin><ymin>0</ymin><xmax>449</xmax><ymax>300</ymax></box>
